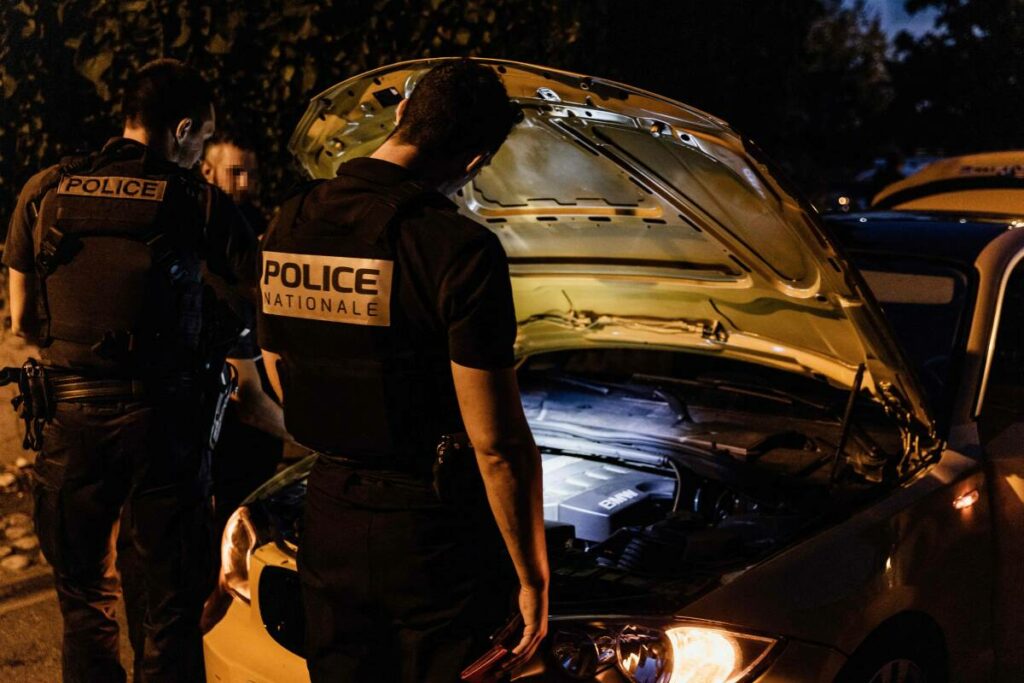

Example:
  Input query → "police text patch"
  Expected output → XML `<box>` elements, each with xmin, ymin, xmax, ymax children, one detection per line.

<box><xmin>261</xmin><ymin>251</ymin><xmax>393</xmax><ymax>326</ymax></box>
<box><xmin>58</xmin><ymin>175</ymin><xmax>167</xmax><ymax>201</ymax></box>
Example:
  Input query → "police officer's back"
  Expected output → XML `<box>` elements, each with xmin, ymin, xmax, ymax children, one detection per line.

<box><xmin>259</xmin><ymin>59</ymin><xmax>549</xmax><ymax>682</ymax></box>
<box><xmin>4</xmin><ymin>59</ymin><xmax>256</xmax><ymax>683</ymax></box>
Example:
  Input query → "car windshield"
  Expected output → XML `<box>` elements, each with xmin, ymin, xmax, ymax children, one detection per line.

<box><xmin>849</xmin><ymin>255</ymin><xmax>975</xmax><ymax>414</ymax></box>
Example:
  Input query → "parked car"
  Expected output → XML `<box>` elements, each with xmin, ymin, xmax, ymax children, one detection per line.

<box><xmin>871</xmin><ymin>150</ymin><xmax>1024</xmax><ymax>217</ymax></box>
<box><xmin>203</xmin><ymin>59</ymin><xmax>1024</xmax><ymax>683</ymax></box>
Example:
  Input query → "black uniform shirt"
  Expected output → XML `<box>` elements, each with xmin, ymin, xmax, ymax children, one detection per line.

<box><xmin>258</xmin><ymin>157</ymin><xmax>517</xmax><ymax>458</ymax></box>
<box><xmin>3</xmin><ymin>138</ymin><xmax>259</xmax><ymax>366</ymax></box>
<box><xmin>258</xmin><ymin>157</ymin><xmax>516</xmax><ymax>370</ymax></box>
<box><xmin>3</xmin><ymin>138</ymin><xmax>257</xmax><ymax>289</ymax></box>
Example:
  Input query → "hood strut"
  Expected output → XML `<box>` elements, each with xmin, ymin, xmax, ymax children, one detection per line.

<box><xmin>830</xmin><ymin>363</ymin><xmax>866</xmax><ymax>483</ymax></box>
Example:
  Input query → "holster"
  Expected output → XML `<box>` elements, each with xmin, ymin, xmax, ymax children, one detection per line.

<box><xmin>0</xmin><ymin>359</ymin><xmax>55</xmax><ymax>451</ymax></box>
<box><xmin>431</xmin><ymin>433</ymin><xmax>483</xmax><ymax>505</ymax></box>
<box><xmin>202</xmin><ymin>362</ymin><xmax>238</xmax><ymax>452</ymax></box>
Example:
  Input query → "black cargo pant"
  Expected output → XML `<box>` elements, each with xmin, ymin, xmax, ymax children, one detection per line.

<box><xmin>32</xmin><ymin>399</ymin><xmax>214</xmax><ymax>683</ymax></box>
<box><xmin>299</xmin><ymin>456</ymin><xmax>515</xmax><ymax>683</ymax></box>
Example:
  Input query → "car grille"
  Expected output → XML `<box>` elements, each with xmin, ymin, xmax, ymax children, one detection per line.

<box><xmin>259</xmin><ymin>566</ymin><xmax>305</xmax><ymax>657</ymax></box>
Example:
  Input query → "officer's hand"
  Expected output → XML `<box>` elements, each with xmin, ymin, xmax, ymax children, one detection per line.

<box><xmin>502</xmin><ymin>583</ymin><xmax>549</xmax><ymax>674</ymax></box>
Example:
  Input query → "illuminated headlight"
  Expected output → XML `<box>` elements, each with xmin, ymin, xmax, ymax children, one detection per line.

<box><xmin>220</xmin><ymin>506</ymin><xmax>257</xmax><ymax>603</ymax></box>
<box><xmin>550</xmin><ymin>620</ymin><xmax>779</xmax><ymax>682</ymax></box>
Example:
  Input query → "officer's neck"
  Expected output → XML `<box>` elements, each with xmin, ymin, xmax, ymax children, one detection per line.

<box><xmin>371</xmin><ymin>139</ymin><xmax>449</xmax><ymax>191</ymax></box>
<box><xmin>122</xmin><ymin>123</ymin><xmax>175</xmax><ymax>163</ymax></box>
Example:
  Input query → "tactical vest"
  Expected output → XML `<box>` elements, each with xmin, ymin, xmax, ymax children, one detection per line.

<box><xmin>32</xmin><ymin>145</ymin><xmax>209</xmax><ymax>377</ymax></box>
<box><xmin>262</xmin><ymin>180</ymin><xmax>464</xmax><ymax>463</ymax></box>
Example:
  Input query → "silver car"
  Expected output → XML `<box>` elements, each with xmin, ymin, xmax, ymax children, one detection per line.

<box><xmin>203</xmin><ymin>59</ymin><xmax>1024</xmax><ymax>682</ymax></box>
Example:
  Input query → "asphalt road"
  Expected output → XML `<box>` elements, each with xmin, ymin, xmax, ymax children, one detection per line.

<box><xmin>0</xmin><ymin>588</ymin><xmax>133</xmax><ymax>682</ymax></box>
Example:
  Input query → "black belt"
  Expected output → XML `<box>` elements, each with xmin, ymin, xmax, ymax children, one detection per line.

<box><xmin>48</xmin><ymin>373</ymin><xmax>196</xmax><ymax>403</ymax></box>
<box><xmin>314</xmin><ymin>432</ymin><xmax>471</xmax><ymax>468</ymax></box>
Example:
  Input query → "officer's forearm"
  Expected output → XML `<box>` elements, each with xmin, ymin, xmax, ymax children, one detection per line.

<box><xmin>453</xmin><ymin>362</ymin><xmax>549</xmax><ymax>589</ymax></box>
<box><xmin>8</xmin><ymin>268</ymin><xmax>40</xmax><ymax>340</ymax></box>
<box><xmin>261</xmin><ymin>349</ymin><xmax>285</xmax><ymax>404</ymax></box>
<box><xmin>236</xmin><ymin>390</ymin><xmax>292</xmax><ymax>442</ymax></box>
<box><xmin>227</xmin><ymin>356</ymin><xmax>292</xmax><ymax>442</ymax></box>
<box><xmin>475</xmin><ymin>443</ymin><xmax>550</xmax><ymax>590</ymax></box>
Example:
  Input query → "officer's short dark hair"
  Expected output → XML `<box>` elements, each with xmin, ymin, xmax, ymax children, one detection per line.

<box><xmin>393</xmin><ymin>59</ymin><xmax>520</xmax><ymax>158</ymax></box>
<box><xmin>122</xmin><ymin>59</ymin><xmax>214</xmax><ymax>133</ymax></box>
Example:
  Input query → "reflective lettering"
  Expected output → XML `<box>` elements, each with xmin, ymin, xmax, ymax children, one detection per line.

<box><xmin>301</xmin><ymin>264</ymin><xmax>322</xmax><ymax>291</ymax></box>
<box><xmin>280</xmin><ymin>263</ymin><xmax>301</xmax><ymax>288</ymax></box>
<box><xmin>355</xmin><ymin>269</ymin><xmax>379</xmax><ymax>295</ymax></box>
<box><xmin>58</xmin><ymin>175</ymin><xmax>166</xmax><ymax>201</ymax></box>
<box><xmin>331</xmin><ymin>266</ymin><xmax>354</xmax><ymax>293</ymax></box>
<box><xmin>263</xmin><ymin>260</ymin><xmax>281</xmax><ymax>284</ymax></box>
<box><xmin>260</xmin><ymin>251</ymin><xmax>393</xmax><ymax>326</ymax></box>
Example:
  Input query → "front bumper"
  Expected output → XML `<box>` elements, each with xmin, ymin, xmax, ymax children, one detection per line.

<box><xmin>204</xmin><ymin>598</ymin><xmax>309</xmax><ymax>683</ymax></box>
<box><xmin>205</xmin><ymin>545</ymin><xmax>309</xmax><ymax>683</ymax></box>
<box><xmin>205</xmin><ymin>546</ymin><xmax>847</xmax><ymax>683</ymax></box>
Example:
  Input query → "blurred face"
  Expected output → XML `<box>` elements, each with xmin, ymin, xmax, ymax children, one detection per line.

<box><xmin>201</xmin><ymin>142</ymin><xmax>259</xmax><ymax>204</ymax></box>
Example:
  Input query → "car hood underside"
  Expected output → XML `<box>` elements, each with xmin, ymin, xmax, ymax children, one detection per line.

<box><xmin>288</xmin><ymin>58</ymin><xmax>937</xmax><ymax>445</ymax></box>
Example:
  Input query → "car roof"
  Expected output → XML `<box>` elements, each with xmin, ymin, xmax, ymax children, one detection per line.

<box><xmin>823</xmin><ymin>211</ymin><xmax>1018</xmax><ymax>266</ymax></box>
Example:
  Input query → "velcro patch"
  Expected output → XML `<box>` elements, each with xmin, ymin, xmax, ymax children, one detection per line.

<box><xmin>261</xmin><ymin>251</ymin><xmax>393</xmax><ymax>327</ymax></box>
<box><xmin>58</xmin><ymin>175</ymin><xmax>167</xmax><ymax>201</ymax></box>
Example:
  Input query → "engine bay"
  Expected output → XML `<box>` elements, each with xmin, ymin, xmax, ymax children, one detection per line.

<box><xmin>519</xmin><ymin>348</ymin><xmax>903</xmax><ymax>578</ymax></box>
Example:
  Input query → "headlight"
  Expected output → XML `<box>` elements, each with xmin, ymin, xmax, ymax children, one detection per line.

<box><xmin>220</xmin><ymin>506</ymin><xmax>257</xmax><ymax>603</ymax></box>
<box><xmin>550</xmin><ymin>619</ymin><xmax>779</xmax><ymax>683</ymax></box>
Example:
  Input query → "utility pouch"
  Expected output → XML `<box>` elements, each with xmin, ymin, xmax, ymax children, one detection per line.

<box><xmin>432</xmin><ymin>433</ymin><xmax>478</xmax><ymax>504</ymax></box>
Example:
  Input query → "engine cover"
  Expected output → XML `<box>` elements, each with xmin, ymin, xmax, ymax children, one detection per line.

<box><xmin>542</xmin><ymin>454</ymin><xmax>675</xmax><ymax>542</ymax></box>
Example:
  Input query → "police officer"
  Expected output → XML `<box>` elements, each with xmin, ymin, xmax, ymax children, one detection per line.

<box><xmin>4</xmin><ymin>59</ymin><xmax>256</xmax><ymax>682</ymax></box>
<box><xmin>258</xmin><ymin>59</ymin><xmax>549</xmax><ymax>681</ymax></box>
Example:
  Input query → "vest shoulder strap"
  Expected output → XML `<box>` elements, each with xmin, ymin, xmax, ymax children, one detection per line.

<box><xmin>274</xmin><ymin>179</ymin><xmax>325</xmax><ymax>238</ymax></box>
<box><xmin>360</xmin><ymin>180</ymin><xmax>446</xmax><ymax>244</ymax></box>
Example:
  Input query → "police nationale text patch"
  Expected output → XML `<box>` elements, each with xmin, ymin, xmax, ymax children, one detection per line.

<box><xmin>57</xmin><ymin>175</ymin><xmax>167</xmax><ymax>201</ymax></box>
<box><xmin>261</xmin><ymin>251</ymin><xmax>393</xmax><ymax>326</ymax></box>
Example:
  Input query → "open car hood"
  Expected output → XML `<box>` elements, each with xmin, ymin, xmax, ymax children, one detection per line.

<box><xmin>289</xmin><ymin>58</ymin><xmax>937</xmax><ymax>442</ymax></box>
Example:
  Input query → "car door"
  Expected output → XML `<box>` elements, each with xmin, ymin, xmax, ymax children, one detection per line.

<box><xmin>978</xmin><ymin>254</ymin><xmax>1024</xmax><ymax>680</ymax></box>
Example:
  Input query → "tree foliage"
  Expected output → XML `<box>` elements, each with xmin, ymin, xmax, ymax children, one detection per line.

<box><xmin>3</xmin><ymin>0</ymin><xmax>1008</xmax><ymax>224</ymax></box>
<box><xmin>0</xmin><ymin>0</ymin><xmax>594</xmax><ymax>223</ymax></box>
<box><xmin>890</xmin><ymin>0</ymin><xmax>1024</xmax><ymax>154</ymax></box>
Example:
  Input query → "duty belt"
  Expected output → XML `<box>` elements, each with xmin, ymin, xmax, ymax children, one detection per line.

<box><xmin>46</xmin><ymin>370</ymin><xmax>193</xmax><ymax>403</ymax></box>
<box><xmin>315</xmin><ymin>432</ymin><xmax>471</xmax><ymax>466</ymax></box>
<box><xmin>47</xmin><ymin>372</ymin><xmax>196</xmax><ymax>402</ymax></box>
<box><xmin>0</xmin><ymin>361</ymin><xmax>202</xmax><ymax>451</ymax></box>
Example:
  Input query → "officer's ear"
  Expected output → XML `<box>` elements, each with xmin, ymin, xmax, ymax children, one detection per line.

<box><xmin>464</xmin><ymin>149</ymin><xmax>494</xmax><ymax>176</ymax></box>
<box><xmin>394</xmin><ymin>98</ymin><xmax>408</xmax><ymax>126</ymax></box>
<box><xmin>174</xmin><ymin>117</ymin><xmax>194</xmax><ymax>145</ymax></box>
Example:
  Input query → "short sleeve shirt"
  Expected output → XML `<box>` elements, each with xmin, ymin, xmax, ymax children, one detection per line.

<box><xmin>258</xmin><ymin>157</ymin><xmax>517</xmax><ymax>371</ymax></box>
